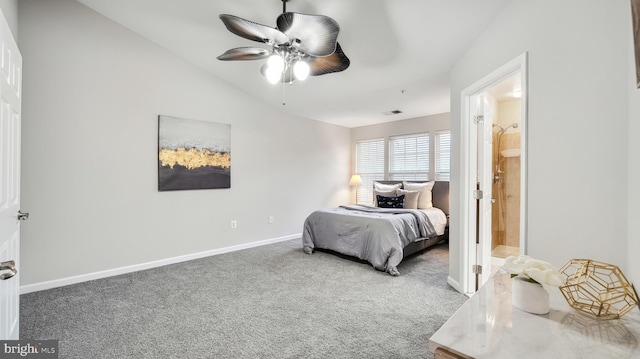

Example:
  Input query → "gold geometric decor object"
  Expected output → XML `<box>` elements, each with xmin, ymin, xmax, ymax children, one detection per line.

<box><xmin>559</xmin><ymin>259</ymin><xmax>638</xmax><ymax>319</ymax></box>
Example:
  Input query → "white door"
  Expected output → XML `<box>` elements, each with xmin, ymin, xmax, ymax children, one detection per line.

<box><xmin>0</xmin><ymin>9</ymin><xmax>23</xmax><ymax>340</ymax></box>
<box><xmin>468</xmin><ymin>94</ymin><xmax>493</xmax><ymax>291</ymax></box>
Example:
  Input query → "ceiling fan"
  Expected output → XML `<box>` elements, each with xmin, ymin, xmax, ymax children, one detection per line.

<box><xmin>217</xmin><ymin>0</ymin><xmax>350</xmax><ymax>84</ymax></box>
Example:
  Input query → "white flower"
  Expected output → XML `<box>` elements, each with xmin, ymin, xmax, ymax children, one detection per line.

<box><xmin>502</xmin><ymin>255</ymin><xmax>564</xmax><ymax>292</ymax></box>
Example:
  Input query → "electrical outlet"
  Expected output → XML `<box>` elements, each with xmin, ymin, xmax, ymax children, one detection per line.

<box><xmin>231</xmin><ymin>220</ymin><xmax>237</xmax><ymax>229</ymax></box>
<box><xmin>268</xmin><ymin>216</ymin><xmax>274</xmax><ymax>224</ymax></box>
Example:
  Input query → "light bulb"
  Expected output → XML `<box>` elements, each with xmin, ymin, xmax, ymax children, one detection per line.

<box><xmin>265</xmin><ymin>67</ymin><xmax>281</xmax><ymax>84</ymax></box>
<box><xmin>293</xmin><ymin>60</ymin><xmax>310</xmax><ymax>81</ymax></box>
<box><xmin>267</xmin><ymin>54</ymin><xmax>285</xmax><ymax>74</ymax></box>
<box><xmin>512</xmin><ymin>86</ymin><xmax>521</xmax><ymax>98</ymax></box>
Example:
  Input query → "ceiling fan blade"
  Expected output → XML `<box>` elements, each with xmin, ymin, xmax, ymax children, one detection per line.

<box><xmin>308</xmin><ymin>42</ymin><xmax>350</xmax><ymax>76</ymax></box>
<box><xmin>217</xmin><ymin>47</ymin><xmax>270</xmax><ymax>61</ymax></box>
<box><xmin>276</xmin><ymin>12</ymin><xmax>339</xmax><ymax>57</ymax></box>
<box><xmin>219</xmin><ymin>14</ymin><xmax>289</xmax><ymax>45</ymax></box>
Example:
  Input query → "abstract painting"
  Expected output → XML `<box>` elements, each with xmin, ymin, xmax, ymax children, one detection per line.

<box><xmin>634</xmin><ymin>0</ymin><xmax>640</xmax><ymax>88</ymax></box>
<box><xmin>158</xmin><ymin>115</ymin><xmax>231</xmax><ymax>191</ymax></box>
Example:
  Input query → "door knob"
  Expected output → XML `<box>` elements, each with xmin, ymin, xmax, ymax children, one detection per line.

<box><xmin>0</xmin><ymin>260</ymin><xmax>17</xmax><ymax>280</ymax></box>
<box><xmin>17</xmin><ymin>210</ymin><xmax>29</xmax><ymax>221</ymax></box>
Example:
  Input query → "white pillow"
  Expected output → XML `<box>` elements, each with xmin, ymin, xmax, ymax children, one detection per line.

<box><xmin>374</xmin><ymin>182</ymin><xmax>402</xmax><ymax>191</ymax></box>
<box><xmin>396</xmin><ymin>189</ymin><xmax>420</xmax><ymax>209</ymax></box>
<box><xmin>403</xmin><ymin>181</ymin><xmax>435</xmax><ymax>209</ymax></box>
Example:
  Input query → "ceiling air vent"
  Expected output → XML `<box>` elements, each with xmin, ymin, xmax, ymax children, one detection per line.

<box><xmin>383</xmin><ymin>110</ymin><xmax>403</xmax><ymax>116</ymax></box>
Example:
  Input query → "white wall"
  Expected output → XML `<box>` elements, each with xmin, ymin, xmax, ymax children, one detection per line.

<box><xmin>18</xmin><ymin>0</ymin><xmax>351</xmax><ymax>286</ymax></box>
<box><xmin>628</xmin><ymin>7</ymin><xmax>640</xmax><ymax>288</ymax></box>
<box><xmin>450</xmin><ymin>0</ymin><xmax>631</xmax><ymax>288</ymax></box>
<box><xmin>0</xmin><ymin>0</ymin><xmax>17</xmax><ymax>39</ymax></box>
<box><xmin>351</xmin><ymin>113</ymin><xmax>450</xmax><ymax>142</ymax></box>
<box><xmin>495</xmin><ymin>99</ymin><xmax>521</xmax><ymax>128</ymax></box>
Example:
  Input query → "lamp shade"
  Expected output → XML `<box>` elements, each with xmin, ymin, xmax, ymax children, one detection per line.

<box><xmin>349</xmin><ymin>174</ymin><xmax>362</xmax><ymax>186</ymax></box>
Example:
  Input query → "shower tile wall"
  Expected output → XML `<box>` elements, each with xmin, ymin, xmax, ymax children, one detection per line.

<box><xmin>502</xmin><ymin>133</ymin><xmax>520</xmax><ymax>248</ymax></box>
<box><xmin>492</xmin><ymin>133</ymin><xmax>502</xmax><ymax>249</ymax></box>
<box><xmin>492</xmin><ymin>132</ymin><xmax>521</xmax><ymax>250</ymax></box>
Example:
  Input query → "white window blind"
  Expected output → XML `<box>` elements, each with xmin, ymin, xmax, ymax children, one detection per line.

<box><xmin>355</xmin><ymin>138</ymin><xmax>384</xmax><ymax>204</ymax></box>
<box><xmin>388</xmin><ymin>133</ymin><xmax>429</xmax><ymax>181</ymax></box>
<box><xmin>435</xmin><ymin>130</ymin><xmax>451</xmax><ymax>181</ymax></box>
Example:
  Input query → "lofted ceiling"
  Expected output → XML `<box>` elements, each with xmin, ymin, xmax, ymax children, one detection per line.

<box><xmin>76</xmin><ymin>0</ymin><xmax>509</xmax><ymax>128</ymax></box>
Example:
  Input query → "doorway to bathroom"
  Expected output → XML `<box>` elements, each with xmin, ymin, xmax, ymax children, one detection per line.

<box><xmin>460</xmin><ymin>53</ymin><xmax>527</xmax><ymax>293</ymax></box>
<box><xmin>487</xmin><ymin>73</ymin><xmax>522</xmax><ymax>262</ymax></box>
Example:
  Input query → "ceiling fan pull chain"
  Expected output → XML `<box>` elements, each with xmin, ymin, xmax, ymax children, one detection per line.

<box><xmin>282</xmin><ymin>75</ymin><xmax>286</xmax><ymax>105</ymax></box>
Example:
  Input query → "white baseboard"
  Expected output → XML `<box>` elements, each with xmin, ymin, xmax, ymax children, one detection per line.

<box><xmin>447</xmin><ymin>275</ymin><xmax>463</xmax><ymax>294</ymax></box>
<box><xmin>20</xmin><ymin>234</ymin><xmax>301</xmax><ymax>295</ymax></box>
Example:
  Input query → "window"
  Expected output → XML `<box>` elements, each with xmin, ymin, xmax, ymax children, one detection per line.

<box><xmin>354</xmin><ymin>130</ymin><xmax>450</xmax><ymax>204</ymax></box>
<box><xmin>435</xmin><ymin>130</ymin><xmax>451</xmax><ymax>181</ymax></box>
<box><xmin>388</xmin><ymin>133</ymin><xmax>429</xmax><ymax>181</ymax></box>
<box><xmin>355</xmin><ymin>138</ymin><xmax>384</xmax><ymax>204</ymax></box>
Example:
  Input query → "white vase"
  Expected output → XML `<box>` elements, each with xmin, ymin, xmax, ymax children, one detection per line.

<box><xmin>512</xmin><ymin>278</ymin><xmax>550</xmax><ymax>314</ymax></box>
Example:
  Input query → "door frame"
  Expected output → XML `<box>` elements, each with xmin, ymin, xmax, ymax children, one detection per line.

<box><xmin>459</xmin><ymin>52</ymin><xmax>528</xmax><ymax>294</ymax></box>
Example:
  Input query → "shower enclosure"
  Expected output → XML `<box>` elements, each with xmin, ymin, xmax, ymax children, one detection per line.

<box><xmin>491</xmin><ymin>121</ymin><xmax>521</xmax><ymax>259</ymax></box>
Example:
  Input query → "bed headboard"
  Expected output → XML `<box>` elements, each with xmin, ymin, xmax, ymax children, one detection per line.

<box><xmin>374</xmin><ymin>181</ymin><xmax>450</xmax><ymax>215</ymax></box>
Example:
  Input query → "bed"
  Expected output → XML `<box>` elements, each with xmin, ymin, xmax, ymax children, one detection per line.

<box><xmin>302</xmin><ymin>181</ymin><xmax>450</xmax><ymax>276</ymax></box>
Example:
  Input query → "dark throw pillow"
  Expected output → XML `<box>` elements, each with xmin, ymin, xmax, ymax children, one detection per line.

<box><xmin>376</xmin><ymin>194</ymin><xmax>405</xmax><ymax>209</ymax></box>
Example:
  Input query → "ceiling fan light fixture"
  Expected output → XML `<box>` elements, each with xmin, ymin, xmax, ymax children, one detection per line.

<box><xmin>267</xmin><ymin>53</ymin><xmax>285</xmax><ymax>74</ymax></box>
<box><xmin>265</xmin><ymin>66</ymin><xmax>283</xmax><ymax>84</ymax></box>
<box><xmin>293</xmin><ymin>60</ymin><xmax>309</xmax><ymax>81</ymax></box>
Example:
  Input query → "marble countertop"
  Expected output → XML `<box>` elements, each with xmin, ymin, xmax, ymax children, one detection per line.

<box><xmin>429</xmin><ymin>270</ymin><xmax>640</xmax><ymax>358</ymax></box>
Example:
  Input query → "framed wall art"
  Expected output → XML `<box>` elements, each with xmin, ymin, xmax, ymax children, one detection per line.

<box><xmin>158</xmin><ymin>115</ymin><xmax>231</xmax><ymax>191</ymax></box>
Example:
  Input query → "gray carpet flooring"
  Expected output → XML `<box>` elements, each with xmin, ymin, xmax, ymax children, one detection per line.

<box><xmin>20</xmin><ymin>239</ymin><xmax>468</xmax><ymax>359</ymax></box>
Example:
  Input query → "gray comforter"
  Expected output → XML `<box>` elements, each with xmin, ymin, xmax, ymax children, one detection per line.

<box><xmin>302</xmin><ymin>205</ymin><xmax>437</xmax><ymax>276</ymax></box>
